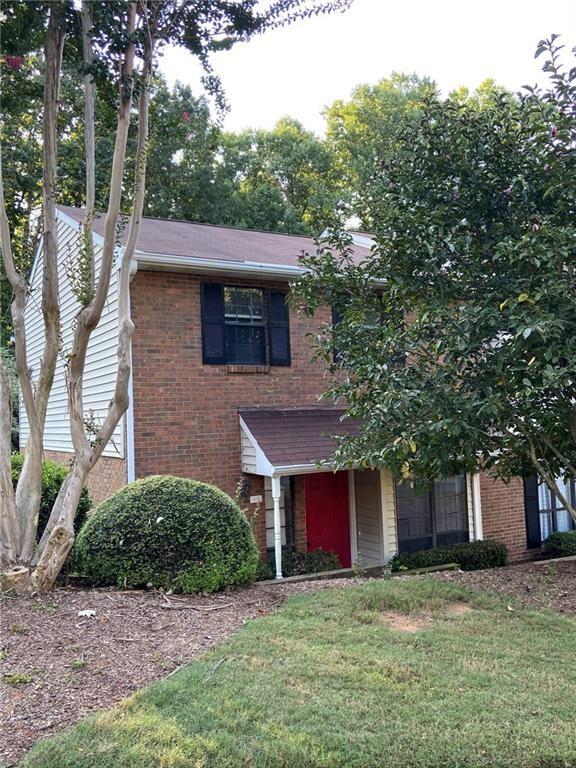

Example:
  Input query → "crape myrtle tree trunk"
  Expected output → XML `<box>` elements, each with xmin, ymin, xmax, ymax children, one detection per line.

<box><xmin>294</xmin><ymin>36</ymin><xmax>576</xmax><ymax>520</ymax></box>
<box><xmin>0</xmin><ymin>0</ymin><xmax>353</xmax><ymax>595</ymax></box>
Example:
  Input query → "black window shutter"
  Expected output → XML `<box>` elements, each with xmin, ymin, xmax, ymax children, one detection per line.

<box><xmin>524</xmin><ymin>474</ymin><xmax>541</xmax><ymax>548</ymax></box>
<box><xmin>332</xmin><ymin>305</ymin><xmax>342</xmax><ymax>362</ymax></box>
<box><xmin>201</xmin><ymin>283</ymin><xmax>226</xmax><ymax>364</ymax></box>
<box><xmin>267</xmin><ymin>289</ymin><xmax>291</xmax><ymax>366</ymax></box>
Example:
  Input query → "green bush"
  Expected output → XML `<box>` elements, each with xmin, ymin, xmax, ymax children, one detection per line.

<box><xmin>11</xmin><ymin>453</ymin><xmax>91</xmax><ymax>540</ymax></box>
<box><xmin>390</xmin><ymin>539</ymin><xmax>508</xmax><ymax>572</ymax></box>
<box><xmin>256</xmin><ymin>548</ymin><xmax>341</xmax><ymax>580</ymax></box>
<box><xmin>543</xmin><ymin>531</ymin><xmax>576</xmax><ymax>558</ymax></box>
<box><xmin>73</xmin><ymin>475</ymin><xmax>259</xmax><ymax>593</ymax></box>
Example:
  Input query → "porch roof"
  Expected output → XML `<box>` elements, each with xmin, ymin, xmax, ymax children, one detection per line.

<box><xmin>239</xmin><ymin>406</ymin><xmax>360</xmax><ymax>476</ymax></box>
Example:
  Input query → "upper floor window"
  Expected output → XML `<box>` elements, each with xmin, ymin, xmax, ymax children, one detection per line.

<box><xmin>201</xmin><ymin>282</ymin><xmax>291</xmax><ymax>366</ymax></box>
<box><xmin>224</xmin><ymin>287</ymin><xmax>266</xmax><ymax>365</ymax></box>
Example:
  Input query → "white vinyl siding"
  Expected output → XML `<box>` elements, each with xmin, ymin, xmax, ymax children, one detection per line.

<box><xmin>381</xmin><ymin>469</ymin><xmax>398</xmax><ymax>560</ymax></box>
<box><xmin>354</xmin><ymin>469</ymin><xmax>384</xmax><ymax>566</ymax></box>
<box><xmin>20</xmin><ymin>214</ymin><xmax>124</xmax><ymax>458</ymax></box>
<box><xmin>240</xmin><ymin>429</ymin><xmax>257</xmax><ymax>473</ymax></box>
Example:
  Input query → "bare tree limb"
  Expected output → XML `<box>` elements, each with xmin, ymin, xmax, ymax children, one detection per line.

<box><xmin>0</xmin><ymin>356</ymin><xmax>17</xmax><ymax>566</ymax></box>
<box><xmin>17</xmin><ymin>4</ymin><xmax>66</xmax><ymax>562</ymax></box>
<box><xmin>81</xmin><ymin>0</ymin><xmax>96</xmax><ymax>296</ymax></box>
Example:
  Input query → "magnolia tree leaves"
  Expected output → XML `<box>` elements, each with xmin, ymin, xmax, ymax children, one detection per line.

<box><xmin>295</xmin><ymin>36</ymin><xmax>576</xmax><ymax>490</ymax></box>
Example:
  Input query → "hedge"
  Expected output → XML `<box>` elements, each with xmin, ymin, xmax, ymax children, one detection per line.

<box><xmin>256</xmin><ymin>548</ymin><xmax>341</xmax><ymax>580</ymax></box>
<box><xmin>11</xmin><ymin>453</ymin><xmax>91</xmax><ymax>540</ymax></box>
<box><xmin>543</xmin><ymin>531</ymin><xmax>576</xmax><ymax>558</ymax></box>
<box><xmin>390</xmin><ymin>539</ymin><xmax>508</xmax><ymax>572</ymax></box>
<box><xmin>73</xmin><ymin>475</ymin><xmax>259</xmax><ymax>593</ymax></box>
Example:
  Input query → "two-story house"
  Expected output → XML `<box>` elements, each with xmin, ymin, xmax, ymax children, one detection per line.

<box><xmin>21</xmin><ymin>206</ymin><xmax>573</xmax><ymax>578</ymax></box>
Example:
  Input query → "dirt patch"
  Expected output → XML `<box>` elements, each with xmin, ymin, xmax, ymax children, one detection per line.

<box><xmin>0</xmin><ymin>577</ymin><xmax>364</xmax><ymax>766</ymax></box>
<box><xmin>445</xmin><ymin>601</ymin><xmax>473</xmax><ymax>616</ymax></box>
<box><xmin>376</xmin><ymin>611</ymin><xmax>432</xmax><ymax>632</ymax></box>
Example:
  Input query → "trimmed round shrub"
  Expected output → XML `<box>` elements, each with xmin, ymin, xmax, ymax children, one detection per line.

<box><xmin>11</xmin><ymin>453</ymin><xmax>91</xmax><ymax>540</ymax></box>
<box><xmin>543</xmin><ymin>531</ymin><xmax>576</xmax><ymax>558</ymax></box>
<box><xmin>390</xmin><ymin>539</ymin><xmax>508</xmax><ymax>572</ymax></box>
<box><xmin>73</xmin><ymin>475</ymin><xmax>259</xmax><ymax>593</ymax></box>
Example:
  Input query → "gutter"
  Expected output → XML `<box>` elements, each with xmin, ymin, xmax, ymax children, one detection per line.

<box><xmin>134</xmin><ymin>250</ymin><xmax>307</xmax><ymax>279</ymax></box>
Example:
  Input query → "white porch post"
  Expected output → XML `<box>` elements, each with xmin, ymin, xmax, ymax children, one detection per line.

<box><xmin>472</xmin><ymin>473</ymin><xmax>483</xmax><ymax>541</ymax></box>
<box><xmin>272</xmin><ymin>475</ymin><xmax>283</xmax><ymax>579</ymax></box>
<box><xmin>348</xmin><ymin>470</ymin><xmax>358</xmax><ymax>564</ymax></box>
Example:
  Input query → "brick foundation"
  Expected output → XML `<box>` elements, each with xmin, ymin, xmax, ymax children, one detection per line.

<box><xmin>44</xmin><ymin>450</ymin><xmax>127</xmax><ymax>508</ymax></box>
<box><xmin>479</xmin><ymin>474</ymin><xmax>533</xmax><ymax>562</ymax></box>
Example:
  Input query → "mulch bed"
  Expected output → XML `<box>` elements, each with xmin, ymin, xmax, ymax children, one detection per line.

<box><xmin>432</xmin><ymin>557</ymin><xmax>576</xmax><ymax>615</ymax></box>
<box><xmin>2</xmin><ymin>560</ymin><xmax>576</xmax><ymax>765</ymax></box>
<box><xmin>0</xmin><ymin>577</ymin><xmax>358</xmax><ymax>766</ymax></box>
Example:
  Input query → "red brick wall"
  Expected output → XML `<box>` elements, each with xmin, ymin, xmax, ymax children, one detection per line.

<box><xmin>44</xmin><ymin>450</ymin><xmax>127</xmax><ymax>508</ymax></box>
<box><xmin>129</xmin><ymin>269</ymin><xmax>536</xmax><ymax>564</ymax></box>
<box><xmin>479</xmin><ymin>474</ymin><xmax>532</xmax><ymax>562</ymax></box>
<box><xmin>130</xmin><ymin>271</ymin><xmax>332</xmax><ymax>501</ymax></box>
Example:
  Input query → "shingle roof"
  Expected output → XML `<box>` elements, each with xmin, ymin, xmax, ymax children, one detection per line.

<box><xmin>58</xmin><ymin>206</ymin><xmax>371</xmax><ymax>269</ymax></box>
<box><xmin>239</xmin><ymin>406</ymin><xmax>360</xmax><ymax>468</ymax></box>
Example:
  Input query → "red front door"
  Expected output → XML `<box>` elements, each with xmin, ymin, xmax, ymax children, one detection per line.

<box><xmin>305</xmin><ymin>471</ymin><xmax>351</xmax><ymax>568</ymax></box>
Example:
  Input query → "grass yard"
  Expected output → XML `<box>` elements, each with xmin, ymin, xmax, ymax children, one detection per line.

<box><xmin>21</xmin><ymin>579</ymin><xmax>576</xmax><ymax>768</ymax></box>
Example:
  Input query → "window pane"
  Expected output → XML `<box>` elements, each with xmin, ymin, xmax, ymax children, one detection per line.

<box><xmin>555</xmin><ymin>508</ymin><xmax>572</xmax><ymax>533</ymax></box>
<box><xmin>224</xmin><ymin>287</ymin><xmax>263</xmax><ymax>323</ymax></box>
<box><xmin>225</xmin><ymin>324</ymin><xmax>265</xmax><ymax>365</ymax></box>
<box><xmin>537</xmin><ymin>476</ymin><xmax>575</xmax><ymax>539</ymax></box>
<box><xmin>538</xmin><ymin>483</ymin><xmax>553</xmax><ymax>514</ymax></box>
<box><xmin>434</xmin><ymin>475</ymin><xmax>468</xmax><ymax>535</ymax></box>
<box><xmin>396</xmin><ymin>482</ymin><xmax>432</xmax><ymax>540</ymax></box>
<box><xmin>540</xmin><ymin>510</ymin><xmax>553</xmax><ymax>541</ymax></box>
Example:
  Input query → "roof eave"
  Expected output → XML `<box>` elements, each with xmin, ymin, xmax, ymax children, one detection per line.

<box><xmin>134</xmin><ymin>250</ymin><xmax>307</xmax><ymax>279</ymax></box>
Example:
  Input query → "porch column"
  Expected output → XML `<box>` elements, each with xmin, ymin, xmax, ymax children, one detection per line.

<box><xmin>272</xmin><ymin>475</ymin><xmax>283</xmax><ymax>579</ymax></box>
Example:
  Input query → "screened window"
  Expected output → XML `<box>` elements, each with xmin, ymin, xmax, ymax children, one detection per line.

<box><xmin>264</xmin><ymin>477</ymin><xmax>295</xmax><ymax>550</ymax></box>
<box><xmin>396</xmin><ymin>475</ymin><xmax>469</xmax><ymax>554</ymax></box>
<box><xmin>224</xmin><ymin>287</ymin><xmax>266</xmax><ymax>365</ymax></box>
<box><xmin>201</xmin><ymin>283</ymin><xmax>291</xmax><ymax>367</ymax></box>
<box><xmin>538</xmin><ymin>477</ymin><xmax>575</xmax><ymax>541</ymax></box>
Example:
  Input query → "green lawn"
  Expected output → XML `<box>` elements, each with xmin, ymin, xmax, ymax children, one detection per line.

<box><xmin>22</xmin><ymin>579</ymin><xmax>576</xmax><ymax>768</ymax></box>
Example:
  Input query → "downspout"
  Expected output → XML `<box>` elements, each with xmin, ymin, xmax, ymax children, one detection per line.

<box><xmin>124</xmin><ymin>255</ymin><xmax>137</xmax><ymax>483</ymax></box>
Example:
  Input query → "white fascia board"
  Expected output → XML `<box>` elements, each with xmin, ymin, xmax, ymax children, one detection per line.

<box><xmin>56</xmin><ymin>208</ymin><xmax>105</xmax><ymax>248</ymax></box>
<box><xmin>134</xmin><ymin>250</ymin><xmax>307</xmax><ymax>280</ymax></box>
<box><xmin>350</xmin><ymin>233</ymin><xmax>374</xmax><ymax>249</ymax></box>
<box><xmin>273</xmin><ymin>463</ymin><xmax>330</xmax><ymax>476</ymax></box>
<box><xmin>239</xmin><ymin>416</ymin><xmax>274</xmax><ymax>476</ymax></box>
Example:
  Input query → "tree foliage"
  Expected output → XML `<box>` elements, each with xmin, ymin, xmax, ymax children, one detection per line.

<box><xmin>325</xmin><ymin>73</ymin><xmax>437</xmax><ymax>226</ymax></box>
<box><xmin>0</xmin><ymin>0</ymin><xmax>353</xmax><ymax>593</ymax></box>
<box><xmin>296</xmin><ymin>36</ymin><xmax>576</xmax><ymax>516</ymax></box>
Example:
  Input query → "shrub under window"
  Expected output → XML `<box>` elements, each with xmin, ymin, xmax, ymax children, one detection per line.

<box><xmin>543</xmin><ymin>531</ymin><xmax>576</xmax><ymax>558</ymax></box>
<box><xmin>390</xmin><ymin>539</ymin><xmax>508</xmax><ymax>572</ymax></box>
<box><xmin>73</xmin><ymin>475</ymin><xmax>259</xmax><ymax>593</ymax></box>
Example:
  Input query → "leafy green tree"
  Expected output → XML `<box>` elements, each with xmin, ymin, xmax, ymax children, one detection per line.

<box><xmin>295</xmin><ymin>36</ymin><xmax>576</xmax><ymax>518</ymax></box>
<box><xmin>325</xmin><ymin>73</ymin><xmax>437</xmax><ymax>226</ymax></box>
<box><xmin>0</xmin><ymin>0</ymin><xmax>353</xmax><ymax>594</ymax></box>
<box><xmin>216</xmin><ymin>117</ymin><xmax>341</xmax><ymax>235</ymax></box>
